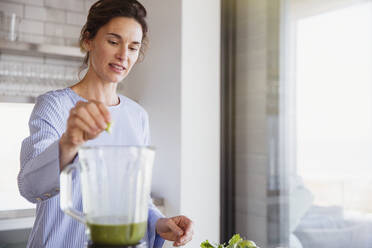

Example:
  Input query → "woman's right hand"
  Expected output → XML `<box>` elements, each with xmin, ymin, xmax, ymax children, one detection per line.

<box><xmin>59</xmin><ymin>100</ymin><xmax>111</xmax><ymax>169</ymax></box>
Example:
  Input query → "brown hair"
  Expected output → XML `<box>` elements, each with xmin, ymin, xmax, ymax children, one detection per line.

<box><xmin>79</xmin><ymin>0</ymin><xmax>148</xmax><ymax>72</ymax></box>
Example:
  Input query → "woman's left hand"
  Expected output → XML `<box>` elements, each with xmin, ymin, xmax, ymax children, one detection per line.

<box><xmin>155</xmin><ymin>215</ymin><xmax>194</xmax><ymax>246</ymax></box>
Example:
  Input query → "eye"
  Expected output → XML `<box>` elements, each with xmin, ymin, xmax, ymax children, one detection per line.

<box><xmin>129</xmin><ymin>47</ymin><xmax>139</xmax><ymax>51</ymax></box>
<box><xmin>108</xmin><ymin>40</ymin><xmax>119</xmax><ymax>45</ymax></box>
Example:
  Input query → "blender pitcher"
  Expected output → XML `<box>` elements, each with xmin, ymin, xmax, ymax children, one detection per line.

<box><xmin>60</xmin><ymin>146</ymin><xmax>155</xmax><ymax>246</ymax></box>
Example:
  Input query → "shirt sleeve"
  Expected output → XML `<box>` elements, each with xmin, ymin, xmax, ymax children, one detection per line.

<box><xmin>147</xmin><ymin>199</ymin><xmax>165</xmax><ymax>248</ymax></box>
<box><xmin>18</xmin><ymin>94</ymin><xmax>65</xmax><ymax>203</ymax></box>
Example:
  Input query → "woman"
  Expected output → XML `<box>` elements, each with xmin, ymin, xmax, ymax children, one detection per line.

<box><xmin>18</xmin><ymin>0</ymin><xmax>193</xmax><ymax>247</ymax></box>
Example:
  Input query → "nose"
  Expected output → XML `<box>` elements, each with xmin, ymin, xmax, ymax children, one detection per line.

<box><xmin>116</xmin><ymin>45</ymin><xmax>128</xmax><ymax>62</ymax></box>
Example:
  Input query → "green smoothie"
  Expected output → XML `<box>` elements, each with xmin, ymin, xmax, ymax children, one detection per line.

<box><xmin>87</xmin><ymin>221</ymin><xmax>146</xmax><ymax>245</ymax></box>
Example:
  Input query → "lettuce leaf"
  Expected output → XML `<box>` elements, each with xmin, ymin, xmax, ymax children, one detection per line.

<box><xmin>200</xmin><ymin>234</ymin><xmax>258</xmax><ymax>248</ymax></box>
<box><xmin>226</xmin><ymin>234</ymin><xmax>243</xmax><ymax>247</ymax></box>
<box><xmin>201</xmin><ymin>240</ymin><xmax>216</xmax><ymax>248</ymax></box>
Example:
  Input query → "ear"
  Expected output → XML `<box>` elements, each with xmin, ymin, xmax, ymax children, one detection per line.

<box><xmin>83</xmin><ymin>39</ymin><xmax>92</xmax><ymax>52</ymax></box>
<box><xmin>82</xmin><ymin>31</ymin><xmax>93</xmax><ymax>52</ymax></box>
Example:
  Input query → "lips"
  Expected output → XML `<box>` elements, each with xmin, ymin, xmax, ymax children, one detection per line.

<box><xmin>109</xmin><ymin>63</ymin><xmax>126</xmax><ymax>73</ymax></box>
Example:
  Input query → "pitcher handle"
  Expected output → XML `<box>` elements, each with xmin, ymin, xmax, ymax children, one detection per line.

<box><xmin>60</xmin><ymin>162</ymin><xmax>86</xmax><ymax>224</ymax></box>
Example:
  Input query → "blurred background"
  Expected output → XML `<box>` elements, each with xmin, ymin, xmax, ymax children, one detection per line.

<box><xmin>0</xmin><ymin>0</ymin><xmax>371</xmax><ymax>248</ymax></box>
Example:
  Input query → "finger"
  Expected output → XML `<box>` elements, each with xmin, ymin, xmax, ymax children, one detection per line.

<box><xmin>95</xmin><ymin>101</ymin><xmax>111</xmax><ymax>123</ymax></box>
<box><xmin>173</xmin><ymin>240</ymin><xmax>184</xmax><ymax>247</ymax></box>
<box><xmin>176</xmin><ymin>216</ymin><xmax>193</xmax><ymax>237</ymax></box>
<box><xmin>176</xmin><ymin>230</ymin><xmax>193</xmax><ymax>244</ymax></box>
<box><xmin>175</xmin><ymin>237</ymin><xmax>192</xmax><ymax>247</ymax></box>
<box><xmin>68</xmin><ymin>115</ymin><xmax>96</xmax><ymax>135</ymax></box>
<box><xmin>175</xmin><ymin>218</ymin><xmax>194</xmax><ymax>246</ymax></box>
<box><xmin>179</xmin><ymin>231</ymin><xmax>193</xmax><ymax>243</ymax></box>
<box><xmin>173</xmin><ymin>241</ymin><xmax>181</xmax><ymax>247</ymax></box>
<box><xmin>183</xmin><ymin>218</ymin><xmax>194</xmax><ymax>236</ymax></box>
<box><xmin>174</xmin><ymin>235</ymin><xmax>192</xmax><ymax>247</ymax></box>
<box><xmin>183</xmin><ymin>232</ymin><xmax>193</xmax><ymax>243</ymax></box>
<box><xmin>85</xmin><ymin>102</ymin><xmax>107</xmax><ymax>130</ymax></box>
<box><xmin>180</xmin><ymin>235</ymin><xmax>192</xmax><ymax>245</ymax></box>
<box><xmin>167</xmin><ymin>219</ymin><xmax>184</xmax><ymax>237</ymax></box>
<box><xmin>74</xmin><ymin>106</ymin><xmax>99</xmax><ymax>131</ymax></box>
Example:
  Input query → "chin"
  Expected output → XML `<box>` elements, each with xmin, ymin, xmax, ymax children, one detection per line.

<box><xmin>105</xmin><ymin>74</ymin><xmax>126</xmax><ymax>83</ymax></box>
<box><xmin>112</xmin><ymin>73</ymin><xmax>128</xmax><ymax>82</ymax></box>
<box><xmin>114</xmin><ymin>76</ymin><xmax>126</xmax><ymax>83</ymax></box>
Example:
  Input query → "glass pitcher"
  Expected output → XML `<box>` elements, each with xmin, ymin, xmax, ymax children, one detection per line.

<box><xmin>60</xmin><ymin>146</ymin><xmax>155</xmax><ymax>246</ymax></box>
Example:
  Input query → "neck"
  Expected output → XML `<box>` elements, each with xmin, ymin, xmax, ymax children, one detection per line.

<box><xmin>71</xmin><ymin>70</ymin><xmax>120</xmax><ymax>106</ymax></box>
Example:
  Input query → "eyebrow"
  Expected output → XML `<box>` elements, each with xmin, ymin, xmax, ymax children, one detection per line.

<box><xmin>107</xmin><ymin>33</ymin><xmax>141</xmax><ymax>45</ymax></box>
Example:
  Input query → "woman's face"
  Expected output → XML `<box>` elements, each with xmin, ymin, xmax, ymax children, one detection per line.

<box><xmin>86</xmin><ymin>17</ymin><xmax>143</xmax><ymax>84</ymax></box>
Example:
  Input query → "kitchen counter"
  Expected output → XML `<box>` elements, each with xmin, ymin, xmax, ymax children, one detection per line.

<box><xmin>0</xmin><ymin>197</ymin><xmax>165</xmax><ymax>231</ymax></box>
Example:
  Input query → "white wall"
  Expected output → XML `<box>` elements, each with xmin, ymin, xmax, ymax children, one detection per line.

<box><xmin>122</xmin><ymin>0</ymin><xmax>183</xmax><ymax>220</ymax></box>
<box><xmin>180</xmin><ymin>0</ymin><xmax>221</xmax><ymax>246</ymax></box>
<box><xmin>122</xmin><ymin>0</ymin><xmax>221</xmax><ymax>247</ymax></box>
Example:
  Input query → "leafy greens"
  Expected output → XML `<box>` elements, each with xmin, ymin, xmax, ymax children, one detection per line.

<box><xmin>200</xmin><ymin>234</ymin><xmax>259</xmax><ymax>248</ymax></box>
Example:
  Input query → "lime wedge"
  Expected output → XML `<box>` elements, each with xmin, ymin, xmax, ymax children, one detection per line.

<box><xmin>105</xmin><ymin>122</ymin><xmax>113</xmax><ymax>133</ymax></box>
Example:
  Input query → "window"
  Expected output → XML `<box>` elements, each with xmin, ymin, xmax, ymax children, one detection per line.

<box><xmin>0</xmin><ymin>102</ymin><xmax>35</xmax><ymax>211</ymax></box>
<box><xmin>297</xmin><ymin>2</ymin><xmax>372</xmax><ymax>210</ymax></box>
<box><xmin>288</xmin><ymin>2</ymin><xmax>372</xmax><ymax>247</ymax></box>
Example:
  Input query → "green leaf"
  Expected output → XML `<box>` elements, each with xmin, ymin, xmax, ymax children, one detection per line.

<box><xmin>200</xmin><ymin>240</ymin><xmax>216</xmax><ymax>248</ymax></box>
<box><xmin>200</xmin><ymin>234</ymin><xmax>258</xmax><ymax>248</ymax></box>
<box><xmin>227</xmin><ymin>234</ymin><xmax>243</xmax><ymax>247</ymax></box>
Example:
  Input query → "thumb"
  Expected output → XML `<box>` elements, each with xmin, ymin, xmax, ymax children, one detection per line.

<box><xmin>167</xmin><ymin>219</ymin><xmax>184</xmax><ymax>236</ymax></box>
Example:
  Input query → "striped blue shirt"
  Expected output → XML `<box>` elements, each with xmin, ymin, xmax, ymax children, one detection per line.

<box><xmin>18</xmin><ymin>87</ymin><xmax>165</xmax><ymax>248</ymax></box>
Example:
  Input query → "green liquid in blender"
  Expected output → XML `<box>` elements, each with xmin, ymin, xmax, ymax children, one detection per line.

<box><xmin>87</xmin><ymin>221</ymin><xmax>146</xmax><ymax>245</ymax></box>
